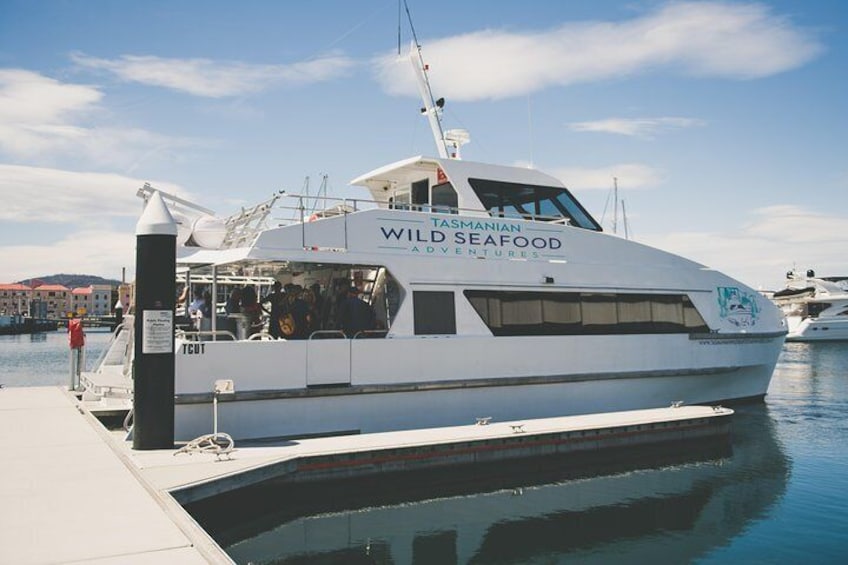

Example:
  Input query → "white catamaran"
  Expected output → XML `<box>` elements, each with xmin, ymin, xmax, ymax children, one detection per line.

<box><xmin>84</xmin><ymin>45</ymin><xmax>786</xmax><ymax>443</ymax></box>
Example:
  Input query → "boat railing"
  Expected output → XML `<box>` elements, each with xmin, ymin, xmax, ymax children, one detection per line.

<box><xmin>308</xmin><ymin>330</ymin><xmax>347</xmax><ymax>340</ymax></box>
<box><xmin>270</xmin><ymin>193</ymin><xmax>575</xmax><ymax>227</ymax></box>
<box><xmin>353</xmin><ymin>329</ymin><xmax>389</xmax><ymax>339</ymax></box>
<box><xmin>179</xmin><ymin>329</ymin><xmax>238</xmax><ymax>342</ymax></box>
<box><xmin>90</xmin><ymin>321</ymin><xmax>130</xmax><ymax>371</ymax></box>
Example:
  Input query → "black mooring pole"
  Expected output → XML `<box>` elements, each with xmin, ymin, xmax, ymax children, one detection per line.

<box><xmin>133</xmin><ymin>190</ymin><xmax>177</xmax><ymax>450</ymax></box>
<box><xmin>113</xmin><ymin>300</ymin><xmax>124</xmax><ymax>332</ymax></box>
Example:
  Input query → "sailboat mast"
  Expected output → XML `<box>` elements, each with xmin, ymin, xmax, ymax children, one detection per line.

<box><xmin>621</xmin><ymin>199</ymin><xmax>629</xmax><ymax>240</ymax></box>
<box><xmin>613</xmin><ymin>176</ymin><xmax>619</xmax><ymax>235</ymax></box>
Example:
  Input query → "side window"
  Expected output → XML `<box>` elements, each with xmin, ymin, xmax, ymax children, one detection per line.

<box><xmin>431</xmin><ymin>182</ymin><xmax>458</xmax><ymax>213</ymax></box>
<box><xmin>413</xmin><ymin>291</ymin><xmax>456</xmax><ymax>335</ymax></box>
<box><xmin>464</xmin><ymin>290</ymin><xmax>709</xmax><ymax>335</ymax></box>
<box><xmin>412</xmin><ymin>179</ymin><xmax>429</xmax><ymax>210</ymax></box>
<box><xmin>390</xmin><ymin>190</ymin><xmax>410</xmax><ymax>210</ymax></box>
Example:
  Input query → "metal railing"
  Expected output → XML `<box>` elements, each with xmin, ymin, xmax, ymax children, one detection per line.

<box><xmin>178</xmin><ymin>329</ymin><xmax>238</xmax><ymax>341</ymax></box>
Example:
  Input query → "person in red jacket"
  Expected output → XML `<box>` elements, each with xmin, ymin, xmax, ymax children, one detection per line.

<box><xmin>68</xmin><ymin>313</ymin><xmax>85</xmax><ymax>389</ymax></box>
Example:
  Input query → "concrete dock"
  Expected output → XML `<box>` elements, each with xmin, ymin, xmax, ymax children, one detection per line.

<box><xmin>0</xmin><ymin>385</ymin><xmax>732</xmax><ymax>564</ymax></box>
<box><xmin>0</xmin><ymin>387</ymin><xmax>231</xmax><ymax>565</ymax></box>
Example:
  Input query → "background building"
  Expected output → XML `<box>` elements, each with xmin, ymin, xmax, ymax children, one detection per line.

<box><xmin>1</xmin><ymin>280</ymin><xmax>122</xmax><ymax>318</ymax></box>
<box><xmin>32</xmin><ymin>284</ymin><xmax>70</xmax><ymax>317</ymax></box>
<box><xmin>0</xmin><ymin>283</ymin><xmax>32</xmax><ymax>315</ymax></box>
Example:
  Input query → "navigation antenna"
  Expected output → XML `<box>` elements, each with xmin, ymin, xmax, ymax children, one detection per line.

<box><xmin>401</xmin><ymin>0</ymin><xmax>469</xmax><ymax>159</ymax></box>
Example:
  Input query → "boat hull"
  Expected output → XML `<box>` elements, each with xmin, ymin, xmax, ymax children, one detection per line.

<box><xmin>786</xmin><ymin>316</ymin><xmax>848</xmax><ymax>341</ymax></box>
<box><xmin>173</xmin><ymin>334</ymin><xmax>782</xmax><ymax>441</ymax></box>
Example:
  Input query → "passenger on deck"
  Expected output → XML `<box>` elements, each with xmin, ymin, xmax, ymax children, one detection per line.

<box><xmin>225</xmin><ymin>287</ymin><xmax>242</xmax><ymax>315</ymax></box>
<box><xmin>176</xmin><ymin>284</ymin><xmax>189</xmax><ymax>322</ymax></box>
<box><xmin>309</xmin><ymin>282</ymin><xmax>324</xmax><ymax>316</ymax></box>
<box><xmin>281</xmin><ymin>286</ymin><xmax>311</xmax><ymax>339</ymax></box>
<box><xmin>194</xmin><ymin>290</ymin><xmax>213</xmax><ymax>330</ymax></box>
<box><xmin>200</xmin><ymin>291</ymin><xmax>214</xmax><ymax>318</ymax></box>
<box><xmin>340</xmin><ymin>287</ymin><xmax>376</xmax><ymax>338</ymax></box>
<box><xmin>302</xmin><ymin>287</ymin><xmax>319</xmax><ymax>335</ymax></box>
<box><xmin>240</xmin><ymin>286</ymin><xmax>263</xmax><ymax>337</ymax></box>
<box><xmin>322</xmin><ymin>279</ymin><xmax>349</xmax><ymax>331</ymax></box>
<box><xmin>261</xmin><ymin>281</ymin><xmax>285</xmax><ymax>339</ymax></box>
<box><xmin>187</xmin><ymin>287</ymin><xmax>205</xmax><ymax>318</ymax></box>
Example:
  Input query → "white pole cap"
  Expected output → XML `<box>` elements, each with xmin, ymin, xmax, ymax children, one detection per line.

<box><xmin>136</xmin><ymin>190</ymin><xmax>178</xmax><ymax>236</ymax></box>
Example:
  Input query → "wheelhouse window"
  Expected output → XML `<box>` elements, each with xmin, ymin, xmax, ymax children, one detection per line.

<box><xmin>413</xmin><ymin>291</ymin><xmax>456</xmax><ymax>335</ymax></box>
<box><xmin>431</xmin><ymin>182</ymin><xmax>458</xmax><ymax>213</ymax></box>
<box><xmin>411</xmin><ymin>179</ymin><xmax>429</xmax><ymax>210</ymax></box>
<box><xmin>468</xmin><ymin>178</ymin><xmax>602</xmax><ymax>231</ymax></box>
<box><xmin>464</xmin><ymin>290</ymin><xmax>709</xmax><ymax>336</ymax></box>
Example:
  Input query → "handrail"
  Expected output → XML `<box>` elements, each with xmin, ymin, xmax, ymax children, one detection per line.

<box><xmin>180</xmin><ymin>330</ymin><xmax>238</xmax><ymax>341</ymax></box>
<box><xmin>247</xmin><ymin>331</ymin><xmax>273</xmax><ymax>341</ymax></box>
<box><xmin>308</xmin><ymin>330</ymin><xmax>347</xmax><ymax>340</ymax></box>
<box><xmin>353</xmin><ymin>329</ymin><xmax>389</xmax><ymax>339</ymax></box>
<box><xmin>90</xmin><ymin>321</ymin><xmax>130</xmax><ymax>371</ymax></box>
<box><xmin>271</xmin><ymin>193</ymin><xmax>576</xmax><ymax>227</ymax></box>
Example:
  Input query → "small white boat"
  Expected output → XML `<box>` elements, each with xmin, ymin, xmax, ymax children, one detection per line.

<box><xmin>771</xmin><ymin>269</ymin><xmax>848</xmax><ymax>341</ymax></box>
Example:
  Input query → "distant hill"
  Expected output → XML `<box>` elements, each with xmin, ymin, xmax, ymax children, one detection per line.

<box><xmin>15</xmin><ymin>274</ymin><xmax>123</xmax><ymax>289</ymax></box>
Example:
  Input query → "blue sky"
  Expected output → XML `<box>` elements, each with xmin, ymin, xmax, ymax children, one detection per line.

<box><xmin>0</xmin><ymin>0</ymin><xmax>845</xmax><ymax>289</ymax></box>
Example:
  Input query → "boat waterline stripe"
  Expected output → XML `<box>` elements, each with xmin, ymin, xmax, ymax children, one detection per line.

<box><xmin>174</xmin><ymin>364</ymin><xmax>749</xmax><ymax>405</ymax></box>
<box><xmin>689</xmin><ymin>330</ymin><xmax>787</xmax><ymax>342</ymax></box>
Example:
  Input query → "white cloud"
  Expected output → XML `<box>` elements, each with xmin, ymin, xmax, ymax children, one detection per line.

<box><xmin>551</xmin><ymin>163</ymin><xmax>662</xmax><ymax>190</ymax></box>
<box><xmin>0</xmin><ymin>69</ymin><xmax>101</xmax><ymax>124</ymax></box>
<box><xmin>71</xmin><ymin>52</ymin><xmax>356</xmax><ymax>98</ymax></box>
<box><xmin>0</xmin><ymin>165</ymin><xmax>198</xmax><ymax>282</ymax></box>
<box><xmin>638</xmin><ymin>205</ymin><xmax>848</xmax><ymax>290</ymax></box>
<box><xmin>568</xmin><ymin>117</ymin><xmax>706</xmax><ymax>138</ymax></box>
<box><xmin>0</xmin><ymin>164</ymin><xmax>188</xmax><ymax>223</ymax></box>
<box><xmin>375</xmin><ymin>1</ymin><xmax>822</xmax><ymax>101</ymax></box>
<box><xmin>0</xmin><ymin>70</ymin><xmax>202</xmax><ymax>169</ymax></box>
<box><xmin>0</xmin><ymin>69</ymin><xmax>100</xmax><ymax>158</ymax></box>
<box><xmin>0</xmin><ymin>228</ymin><xmax>136</xmax><ymax>283</ymax></box>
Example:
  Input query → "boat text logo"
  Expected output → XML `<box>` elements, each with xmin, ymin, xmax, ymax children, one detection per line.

<box><xmin>377</xmin><ymin>216</ymin><xmax>564</xmax><ymax>260</ymax></box>
<box><xmin>716</xmin><ymin>286</ymin><xmax>760</xmax><ymax>328</ymax></box>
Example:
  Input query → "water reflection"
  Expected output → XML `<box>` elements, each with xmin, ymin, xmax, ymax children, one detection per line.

<box><xmin>28</xmin><ymin>332</ymin><xmax>48</xmax><ymax>343</ymax></box>
<box><xmin>191</xmin><ymin>405</ymin><xmax>789</xmax><ymax>565</ymax></box>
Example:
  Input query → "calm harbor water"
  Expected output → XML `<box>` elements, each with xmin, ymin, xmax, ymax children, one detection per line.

<box><xmin>1</xmin><ymin>336</ymin><xmax>846</xmax><ymax>563</ymax></box>
<box><xmin>0</xmin><ymin>328</ymin><xmax>112</xmax><ymax>387</ymax></box>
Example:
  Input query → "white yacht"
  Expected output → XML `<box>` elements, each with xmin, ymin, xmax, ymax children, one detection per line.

<box><xmin>771</xmin><ymin>269</ymin><xmax>848</xmax><ymax>341</ymax></box>
<box><xmin>86</xmin><ymin>47</ymin><xmax>786</xmax><ymax>443</ymax></box>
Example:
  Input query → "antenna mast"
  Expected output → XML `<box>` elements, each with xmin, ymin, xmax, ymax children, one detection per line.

<box><xmin>402</xmin><ymin>0</ymin><xmax>468</xmax><ymax>159</ymax></box>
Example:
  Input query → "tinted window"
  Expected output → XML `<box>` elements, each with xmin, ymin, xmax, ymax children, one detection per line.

<box><xmin>412</xmin><ymin>179</ymin><xmax>429</xmax><ymax>207</ymax></box>
<box><xmin>431</xmin><ymin>182</ymin><xmax>458</xmax><ymax>213</ymax></box>
<box><xmin>468</xmin><ymin>178</ymin><xmax>602</xmax><ymax>231</ymax></box>
<box><xmin>413</xmin><ymin>291</ymin><xmax>456</xmax><ymax>335</ymax></box>
<box><xmin>464</xmin><ymin>290</ymin><xmax>709</xmax><ymax>336</ymax></box>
